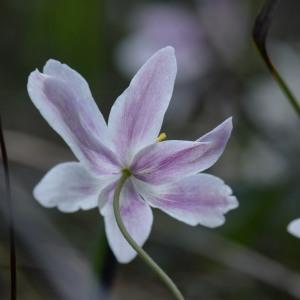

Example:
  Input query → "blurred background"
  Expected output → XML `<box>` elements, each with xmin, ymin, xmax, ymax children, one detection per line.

<box><xmin>0</xmin><ymin>0</ymin><xmax>300</xmax><ymax>299</ymax></box>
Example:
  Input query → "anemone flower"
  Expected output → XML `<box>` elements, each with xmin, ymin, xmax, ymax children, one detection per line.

<box><xmin>27</xmin><ymin>46</ymin><xmax>238</xmax><ymax>264</ymax></box>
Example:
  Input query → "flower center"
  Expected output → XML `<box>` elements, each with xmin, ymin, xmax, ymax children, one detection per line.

<box><xmin>122</xmin><ymin>133</ymin><xmax>167</xmax><ymax>175</ymax></box>
<box><xmin>122</xmin><ymin>168</ymin><xmax>132</xmax><ymax>177</ymax></box>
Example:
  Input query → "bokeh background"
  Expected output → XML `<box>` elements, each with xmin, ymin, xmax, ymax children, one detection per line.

<box><xmin>1</xmin><ymin>0</ymin><xmax>300</xmax><ymax>299</ymax></box>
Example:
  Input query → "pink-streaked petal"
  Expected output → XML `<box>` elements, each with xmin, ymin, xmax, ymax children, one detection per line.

<box><xmin>28</xmin><ymin>65</ymin><xmax>121</xmax><ymax>175</ymax></box>
<box><xmin>288</xmin><ymin>218</ymin><xmax>300</xmax><ymax>238</ymax></box>
<box><xmin>133</xmin><ymin>174</ymin><xmax>238</xmax><ymax>227</ymax></box>
<box><xmin>131</xmin><ymin>140</ymin><xmax>212</xmax><ymax>185</ymax></box>
<box><xmin>100</xmin><ymin>180</ymin><xmax>153</xmax><ymax>263</ymax></box>
<box><xmin>131</xmin><ymin>118</ymin><xmax>233</xmax><ymax>185</ymax></box>
<box><xmin>196</xmin><ymin>117</ymin><xmax>233</xmax><ymax>167</ymax></box>
<box><xmin>34</xmin><ymin>162</ymin><xmax>116</xmax><ymax>213</ymax></box>
<box><xmin>41</xmin><ymin>59</ymin><xmax>108</xmax><ymax>142</ymax></box>
<box><xmin>108</xmin><ymin>46</ymin><xmax>177</xmax><ymax>164</ymax></box>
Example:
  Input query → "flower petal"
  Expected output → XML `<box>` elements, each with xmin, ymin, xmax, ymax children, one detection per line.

<box><xmin>108</xmin><ymin>46</ymin><xmax>177</xmax><ymax>163</ymax></box>
<box><xmin>134</xmin><ymin>173</ymin><xmax>238</xmax><ymax>227</ymax></box>
<box><xmin>34</xmin><ymin>162</ymin><xmax>115</xmax><ymax>213</ymax></box>
<box><xmin>131</xmin><ymin>140</ymin><xmax>212</xmax><ymax>184</ymax></box>
<box><xmin>288</xmin><ymin>218</ymin><xmax>300</xmax><ymax>238</ymax></box>
<box><xmin>131</xmin><ymin>118</ymin><xmax>233</xmax><ymax>185</ymax></box>
<box><xmin>100</xmin><ymin>180</ymin><xmax>153</xmax><ymax>263</ymax></box>
<box><xmin>196</xmin><ymin>117</ymin><xmax>233</xmax><ymax>166</ymax></box>
<box><xmin>27</xmin><ymin>60</ymin><xmax>120</xmax><ymax>175</ymax></box>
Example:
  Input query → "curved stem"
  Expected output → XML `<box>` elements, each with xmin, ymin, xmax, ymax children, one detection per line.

<box><xmin>253</xmin><ymin>42</ymin><xmax>300</xmax><ymax>116</ymax></box>
<box><xmin>113</xmin><ymin>171</ymin><xmax>184</xmax><ymax>300</ymax></box>
<box><xmin>253</xmin><ymin>0</ymin><xmax>300</xmax><ymax>116</ymax></box>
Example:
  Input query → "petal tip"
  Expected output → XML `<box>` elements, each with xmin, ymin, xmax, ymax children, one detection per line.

<box><xmin>288</xmin><ymin>219</ymin><xmax>300</xmax><ymax>238</ymax></box>
<box><xmin>116</xmin><ymin>252</ymin><xmax>137</xmax><ymax>264</ymax></box>
<box><xmin>223</xmin><ymin>116</ymin><xmax>233</xmax><ymax>132</ymax></box>
<box><xmin>27</xmin><ymin>69</ymin><xmax>46</xmax><ymax>88</ymax></box>
<box><xmin>46</xmin><ymin>58</ymin><xmax>60</xmax><ymax>64</ymax></box>
<box><xmin>203</xmin><ymin>215</ymin><xmax>226</xmax><ymax>228</ymax></box>
<box><xmin>163</xmin><ymin>46</ymin><xmax>176</xmax><ymax>61</ymax></box>
<box><xmin>28</xmin><ymin>68</ymin><xmax>42</xmax><ymax>81</ymax></box>
<box><xmin>33</xmin><ymin>183</ymin><xmax>55</xmax><ymax>209</ymax></box>
<box><xmin>226</xmin><ymin>115</ymin><xmax>233</xmax><ymax>123</ymax></box>
<box><xmin>27</xmin><ymin>69</ymin><xmax>48</xmax><ymax>102</ymax></box>
<box><xmin>162</xmin><ymin>45</ymin><xmax>175</xmax><ymax>54</ymax></box>
<box><xmin>153</xmin><ymin>46</ymin><xmax>176</xmax><ymax>65</ymax></box>
<box><xmin>227</xmin><ymin>195</ymin><xmax>239</xmax><ymax>210</ymax></box>
<box><xmin>43</xmin><ymin>58</ymin><xmax>62</xmax><ymax>73</ymax></box>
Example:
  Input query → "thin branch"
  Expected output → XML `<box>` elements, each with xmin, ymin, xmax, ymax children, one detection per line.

<box><xmin>0</xmin><ymin>116</ymin><xmax>17</xmax><ymax>300</ymax></box>
<box><xmin>253</xmin><ymin>0</ymin><xmax>300</xmax><ymax>116</ymax></box>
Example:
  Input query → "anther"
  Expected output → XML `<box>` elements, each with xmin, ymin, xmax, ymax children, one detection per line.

<box><xmin>156</xmin><ymin>132</ymin><xmax>167</xmax><ymax>142</ymax></box>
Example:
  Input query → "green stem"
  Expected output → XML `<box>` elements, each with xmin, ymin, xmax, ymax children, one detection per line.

<box><xmin>113</xmin><ymin>171</ymin><xmax>184</xmax><ymax>300</ymax></box>
<box><xmin>254</xmin><ymin>43</ymin><xmax>300</xmax><ymax>116</ymax></box>
<box><xmin>253</xmin><ymin>0</ymin><xmax>300</xmax><ymax>116</ymax></box>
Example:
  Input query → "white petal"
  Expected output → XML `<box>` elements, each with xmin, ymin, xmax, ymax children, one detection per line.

<box><xmin>196</xmin><ymin>117</ymin><xmax>233</xmax><ymax>168</ymax></box>
<box><xmin>131</xmin><ymin>118</ymin><xmax>233</xmax><ymax>185</ymax></box>
<box><xmin>131</xmin><ymin>140</ymin><xmax>211</xmax><ymax>185</ymax></box>
<box><xmin>134</xmin><ymin>173</ymin><xmax>238</xmax><ymax>228</ymax></box>
<box><xmin>108</xmin><ymin>47</ymin><xmax>177</xmax><ymax>164</ymax></box>
<box><xmin>34</xmin><ymin>162</ymin><xmax>115</xmax><ymax>212</ymax></box>
<box><xmin>28</xmin><ymin>61</ymin><xmax>120</xmax><ymax>175</ymax></box>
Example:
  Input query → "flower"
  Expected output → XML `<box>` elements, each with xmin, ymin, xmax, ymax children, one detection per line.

<box><xmin>27</xmin><ymin>47</ymin><xmax>238</xmax><ymax>263</ymax></box>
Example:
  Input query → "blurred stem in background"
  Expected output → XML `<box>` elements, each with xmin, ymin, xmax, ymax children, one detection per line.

<box><xmin>113</xmin><ymin>171</ymin><xmax>185</xmax><ymax>300</ymax></box>
<box><xmin>0</xmin><ymin>116</ymin><xmax>17</xmax><ymax>300</ymax></box>
<box><xmin>253</xmin><ymin>0</ymin><xmax>300</xmax><ymax>116</ymax></box>
<box><xmin>93</xmin><ymin>231</ymin><xmax>117</xmax><ymax>298</ymax></box>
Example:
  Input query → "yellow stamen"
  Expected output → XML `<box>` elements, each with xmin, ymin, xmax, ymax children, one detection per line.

<box><xmin>156</xmin><ymin>132</ymin><xmax>167</xmax><ymax>142</ymax></box>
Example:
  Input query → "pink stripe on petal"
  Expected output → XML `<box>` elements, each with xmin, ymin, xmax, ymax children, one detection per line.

<box><xmin>131</xmin><ymin>118</ymin><xmax>233</xmax><ymax>185</ymax></box>
<box><xmin>131</xmin><ymin>140</ymin><xmax>211</xmax><ymax>184</ymax></box>
<box><xmin>134</xmin><ymin>174</ymin><xmax>238</xmax><ymax>228</ymax></box>
<box><xmin>43</xmin><ymin>59</ymin><xmax>109</xmax><ymax>142</ymax></box>
<box><xmin>100</xmin><ymin>179</ymin><xmax>153</xmax><ymax>263</ymax></box>
<box><xmin>196</xmin><ymin>117</ymin><xmax>233</xmax><ymax>167</ymax></box>
<box><xmin>28</xmin><ymin>64</ymin><xmax>121</xmax><ymax>176</ymax></box>
<box><xmin>108</xmin><ymin>47</ymin><xmax>177</xmax><ymax>164</ymax></box>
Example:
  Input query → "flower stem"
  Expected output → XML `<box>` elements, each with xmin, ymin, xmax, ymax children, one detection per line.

<box><xmin>253</xmin><ymin>0</ymin><xmax>300</xmax><ymax>116</ymax></box>
<box><xmin>113</xmin><ymin>171</ymin><xmax>185</xmax><ymax>300</ymax></box>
